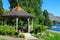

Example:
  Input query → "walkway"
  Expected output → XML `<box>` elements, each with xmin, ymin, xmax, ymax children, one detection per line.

<box><xmin>0</xmin><ymin>33</ymin><xmax>42</xmax><ymax>40</ymax></box>
<box><xmin>19</xmin><ymin>33</ymin><xmax>42</xmax><ymax>40</ymax></box>
<box><xmin>0</xmin><ymin>35</ymin><xmax>24</xmax><ymax>40</ymax></box>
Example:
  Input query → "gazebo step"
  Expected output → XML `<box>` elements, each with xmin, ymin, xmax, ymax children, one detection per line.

<box><xmin>26</xmin><ymin>38</ymin><xmax>38</xmax><ymax>40</ymax></box>
<box><xmin>26</xmin><ymin>37</ymin><xmax>40</xmax><ymax>40</ymax></box>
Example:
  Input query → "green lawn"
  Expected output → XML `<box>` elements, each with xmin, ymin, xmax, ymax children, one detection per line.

<box><xmin>33</xmin><ymin>32</ymin><xmax>60</xmax><ymax>40</ymax></box>
<box><xmin>0</xmin><ymin>38</ymin><xmax>6</xmax><ymax>40</ymax></box>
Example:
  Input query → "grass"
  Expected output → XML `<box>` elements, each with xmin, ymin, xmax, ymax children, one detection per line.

<box><xmin>33</xmin><ymin>32</ymin><xmax>60</xmax><ymax>40</ymax></box>
<box><xmin>0</xmin><ymin>38</ymin><xmax>6</xmax><ymax>40</ymax></box>
<box><xmin>40</xmin><ymin>32</ymin><xmax>60</xmax><ymax>40</ymax></box>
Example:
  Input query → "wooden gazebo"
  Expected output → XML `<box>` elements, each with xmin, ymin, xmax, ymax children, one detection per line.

<box><xmin>3</xmin><ymin>6</ymin><xmax>34</xmax><ymax>33</ymax></box>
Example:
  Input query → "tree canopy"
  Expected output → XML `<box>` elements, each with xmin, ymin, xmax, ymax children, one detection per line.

<box><xmin>8</xmin><ymin>0</ymin><xmax>43</xmax><ymax>24</ymax></box>
<box><xmin>0</xmin><ymin>0</ymin><xmax>3</xmax><ymax>14</ymax></box>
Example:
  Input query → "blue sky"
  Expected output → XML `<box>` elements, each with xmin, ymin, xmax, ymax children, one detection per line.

<box><xmin>42</xmin><ymin>0</ymin><xmax>60</xmax><ymax>16</ymax></box>
<box><xmin>2</xmin><ymin>0</ymin><xmax>10</xmax><ymax>10</ymax></box>
<box><xmin>2</xmin><ymin>0</ymin><xmax>60</xmax><ymax>16</ymax></box>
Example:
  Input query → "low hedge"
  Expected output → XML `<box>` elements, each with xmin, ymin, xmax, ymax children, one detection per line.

<box><xmin>32</xmin><ymin>24</ymin><xmax>47</xmax><ymax>34</ymax></box>
<box><xmin>0</xmin><ymin>25</ymin><xmax>18</xmax><ymax>36</ymax></box>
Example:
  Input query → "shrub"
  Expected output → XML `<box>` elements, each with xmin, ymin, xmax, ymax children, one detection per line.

<box><xmin>0</xmin><ymin>25</ymin><xmax>18</xmax><ymax>36</ymax></box>
<box><xmin>33</xmin><ymin>24</ymin><xmax>47</xmax><ymax>34</ymax></box>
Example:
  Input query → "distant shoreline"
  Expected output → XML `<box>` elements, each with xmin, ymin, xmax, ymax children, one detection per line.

<box><xmin>48</xmin><ymin>30</ymin><xmax>60</xmax><ymax>33</ymax></box>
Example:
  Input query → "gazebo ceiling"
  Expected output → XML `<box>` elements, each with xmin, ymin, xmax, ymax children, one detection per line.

<box><xmin>3</xmin><ymin>6</ymin><xmax>34</xmax><ymax>18</ymax></box>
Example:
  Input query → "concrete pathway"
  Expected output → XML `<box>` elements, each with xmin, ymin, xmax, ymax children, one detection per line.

<box><xmin>0</xmin><ymin>33</ymin><xmax>42</xmax><ymax>40</ymax></box>
<box><xmin>19</xmin><ymin>33</ymin><xmax>42</xmax><ymax>40</ymax></box>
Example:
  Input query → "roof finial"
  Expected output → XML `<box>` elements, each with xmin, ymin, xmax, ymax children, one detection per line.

<box><xmin>12</xmin><ymin>0</ymin><xmax>23</xmax><ymax>11</ymax></box>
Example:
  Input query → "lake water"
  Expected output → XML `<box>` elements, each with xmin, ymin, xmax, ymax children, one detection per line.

<box><xmin>49</xmin><ymin>24</ymin><xmax>60</xmax><ymax>32</ymax></box>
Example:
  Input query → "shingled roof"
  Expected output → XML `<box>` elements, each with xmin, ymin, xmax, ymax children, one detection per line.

<box><xmin>3</xmin><ymin>6</ymin><xmax>34</xmax><ymax>18</ymax></box>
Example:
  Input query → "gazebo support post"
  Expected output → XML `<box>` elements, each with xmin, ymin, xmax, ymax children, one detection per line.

<box><xmin>32</xmin><ymin>19</ymin><xmax>33</xmax><ymax>30</ymax></box>
<box><xmin>16</xmin><ymin>18</ymin><xmax>18</xmax><ymax>31</ymax></box>
<box><xmin>2</xmin><ymin>18</ymin><xmax>4</xmax><ymax>25</ymax></box>
<box><xmin>28</xmin><ymin>18</ymin><xmax>30</xmax><ymax>33</ymax></box>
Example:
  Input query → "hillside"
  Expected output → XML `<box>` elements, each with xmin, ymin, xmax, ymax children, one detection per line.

<box><xmin>49</xmin><ymin>14</ymin><xmax>60</xmax><ymax>23</ymax></box>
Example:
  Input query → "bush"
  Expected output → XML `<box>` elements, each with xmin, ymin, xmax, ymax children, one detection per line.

<box><xmin>0</xmin><ymin>25</ymin><xmax>18</xmax><ymax>36</ymax></box>
<box><xmin>33</xmin><ymin>24</ymin><xmax>47</xmax><ymax>34</ymax></box>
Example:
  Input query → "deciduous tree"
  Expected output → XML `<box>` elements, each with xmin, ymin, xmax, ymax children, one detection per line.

<box><xmin>8</xmin><ymin>0</ymin><xmax>43</xmax><ymax>24</ymax></box>
<box><xmin>0</xmin><ymin>0</ymin><xmax>3</xmax><ymax>14</ymax></box>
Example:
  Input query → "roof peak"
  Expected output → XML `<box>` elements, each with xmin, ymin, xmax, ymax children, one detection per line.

<box><xmin>12</xmin><ymin>6</ymin><xmax>23</xmax><ymax>11</ymax></box>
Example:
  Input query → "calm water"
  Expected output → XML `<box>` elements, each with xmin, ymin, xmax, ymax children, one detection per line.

<box><xmin>49</xmin><ymin>24</ymin><xmax>60</xmax><ymax>31</ymax></box>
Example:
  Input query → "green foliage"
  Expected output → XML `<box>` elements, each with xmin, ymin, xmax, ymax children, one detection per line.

<box><xmin>43</xmin><ymin>10</ymin><xmax>49</xmax><ymax>18</ymax></box>
<box><xmin>0</xmin><ymin>20</ymin><xmax>3</xmax><ymax>25</ymax></box>
<box><xmin>0</xmin><ymin>38</ymin><xmax>6</xmax><ymax>40</ymax></box>
<box><xmin>23</xmin><ymin>7</ymin><xmax>36</xmax><ymax>16</ymax></box>
<box><xmin>32</xmin><ymin>33</ymin><xmax>40</xmax><ymax>38</ymax></box>
<box><xmin>18</xmin><ymin>20</ymin><xmax>24</xmax><ymax>30</ymax></box>
<box><xmin>33</xmin><ymin>31</ymin><xmax>60</xmax><ymax>40</ymax></box>
<box><xmin>0</xmin><ymin>0</ymin><xmax>3</xmax><ymax>14</ymax></box>
<box><xmin>44</xmin><ymin>18</ymin><xmax>53</xmax><ymax>27</ymax></box>
<box><xmin>33</xmin><ymin>24</ymin><xmax>47</xmax><ymax>34</ymax></box>
<box><xmin>8</xmin><ymin>0</ymin><xmax>43</xmax><ymax>25</ymax></box>
<box><xmin>19</xmin><ymin>20</ymin><xmax>24</xmax><ymax>26</ymax></box>
<box><xmin>8</xmin><ymin>0</ymin><xmax>17</xmax><ymax>10</ymax></box>
<box><xmin>0</xmin><ymin>25</ymin><xmax>18</xmax><ymax>36</ymax></box>
<box><xmin>43</xmin><ymin>10</ymin><xmax>53</xmax><ymax>27</ymax></box>
<box><xmin>38</xmin><ymin>15</ymin><xmax>45</xmax><ymax>25</ymax></box>
<box><xmin>3</xmin><ymin>9</ymin><xmax>9</xmax><ymax>14</ymax></box>
<box><xmin>11</xmin><ymin>19</ymin><xmax>16</xmax><ymax>25</ymax></box>
<box><xmin>40</xmin><ymin>32</ymin><xmax>60</xmax><ymax>40</ymax></box>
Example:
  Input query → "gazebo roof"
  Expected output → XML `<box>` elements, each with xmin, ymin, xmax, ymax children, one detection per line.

<box><xmin>3</xmin><ymin>6</ymin><xmax>34</xmax><ymax>18</ymax></box>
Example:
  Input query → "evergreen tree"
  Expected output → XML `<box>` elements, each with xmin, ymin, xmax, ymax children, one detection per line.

<box><xmin>0</xmin><ymin>0</ymin><xmax>3</xmax><ymax>14</ymax></box>
<box><xmin>43</xmin><ymin>10</ymin><xmax>53</xmax><ymax>27</ymax></box>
